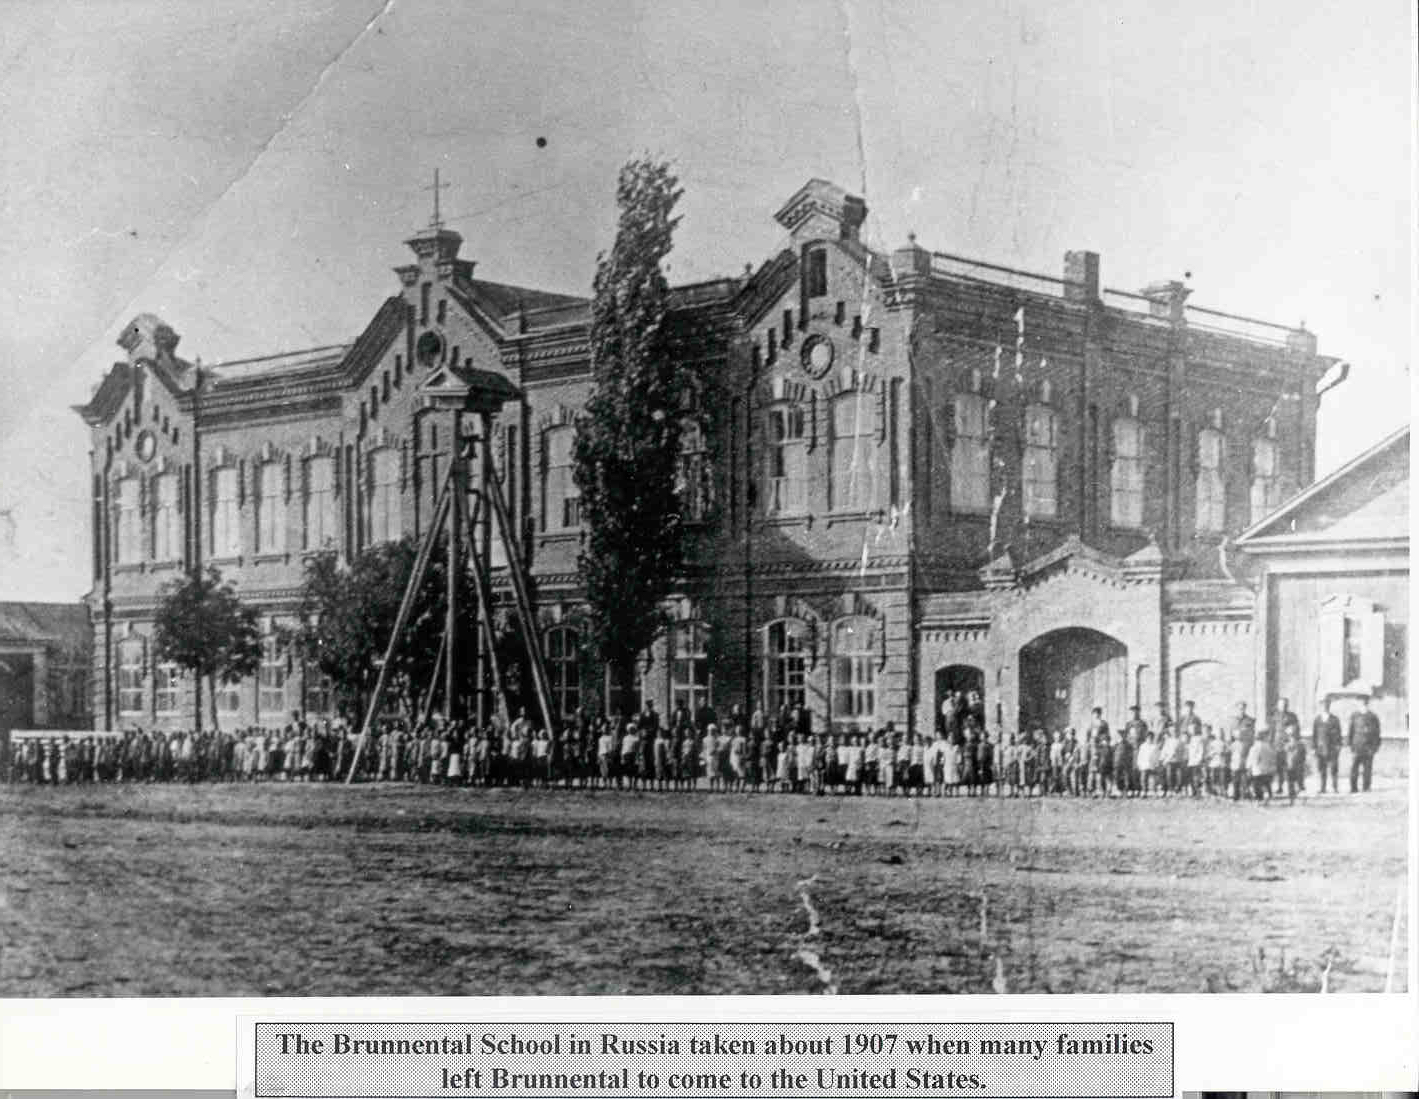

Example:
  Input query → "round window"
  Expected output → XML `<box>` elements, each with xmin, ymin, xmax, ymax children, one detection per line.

<box><xmin>800</xmin><ymin>334</ymin><xmax>835</xmax><ymax>379</ymax></box>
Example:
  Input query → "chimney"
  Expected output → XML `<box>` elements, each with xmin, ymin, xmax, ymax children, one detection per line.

<box><xmin>1141</xmin><ymin>280</ymin><xmax>1191</xmax><ymax>322</ymax></box>
<box><xmin>1063</xmin><ymin>250</ymin><xmax>1099</xmax><ymax>303</ymax></box>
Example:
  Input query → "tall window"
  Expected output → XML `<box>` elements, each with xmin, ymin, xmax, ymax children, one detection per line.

<box><xmin>831</xmin><ymin>618</ymin><xmax>877</xmax><ymax>731</ymax></box>
<box><xmin>951</xmin><ymin>392</ymin><xmax>990</xmax><ymax>511</ymax></box>
<box><xmin>1022</xmin><ymin>403</ymin><xmax>1058</xmax><ymax>519</ymax></box>
<box><xmin>805</xmin><ymin>248</ymin><xmax>828</xmax><ymax>297</ymax></box>
<box><xmin>670</xmin><ymin>621</ymin><xmax>711</xmax><ymax>715</ymax></box>
<box><xmin>152</xmin><ymin>473</ymin><xmax>180</xmax><ymax>561</ymax></box>
<box><xmin>217</xmin><ymin>679</ymin><xmax>241</xmax><ymax>715</ymax></box>
<box><xmin>546</xmin><ymin>626</ymin><xmax>580</xmax><ymax>719</ymax></box>
<box><xmin>544</xmin><ymin>426</ymin><xmax>580</xmax><ymax>530</ymax></box>
<box><xmin>303</xmin><ymin>666</ymin><xmax>333</xmax><ymax>717</ymax></box>
<box><xmin>117</xmin><ymin>637</ymin><xmax>145</xmax><ymax>715</ymax></box>
<box><xmin>304</xmin><ymin>456</ymin><xmax>336</xmax><ymax>550</ymax></box>
<box><xmin>1110</xmin><ymin>414</ymin><xmax>1145</xmax><ymax>528</ymax></box>
<box><xmin>154</xmin><ymin>661</ymin><xmax>179</xmax><ymax>715</ymax></box>
<box><xmin>1250</xmin><ymin>424</ymin><xmax>1280</xmax><ymax>525</ymax></box>
<box><xmin>115</xmin><ymin>476</ymin><xmax>141</xmax><ymax>563</ymax></box>
<box><xmin>211</xmin><ymin>467</ymin><xmax>240</xmax><ymax>557</ymax></box>
<box><xmin>1195</xmin><ymin>424</ymin><xmax>1226</xmax><ymax>533</ymax></box>
<box><xmin>765</xmin><ymin>405</ymin><xmax>806</xmax><ymax>514</ymax></box>
<box><xmin>832</xmin><ymin>393</ymin><xmax>877</xmax><ymax>511</ymax></box>
<box><xmin>764</xmin><ymin>620</ymin><xmax>808</xmax><ymax>714</ymax></box>
<box><xmin>257</xmin><ymin>461</ymin><xmax>285</xmax><ymax>553</ymax></box>
<box><xmin>367</xmin><ymin>448</ymin><xmax>401</xmax><ymax>544</ymax></box>
<box><xmin>677</xmin><ymin>421</ymin><xmax>710</xmax><ymax>521</ymax></box>
<box><xmin>258</xmin><ymin>630</ymin><xmax>287</xmax><ymax>715</ymax></box>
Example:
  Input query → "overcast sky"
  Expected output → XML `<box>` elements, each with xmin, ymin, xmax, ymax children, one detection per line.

<box><xmin>0</xmin><ymin>0</ymin><xmax>1410</xmax><ymax>601</ymax></box>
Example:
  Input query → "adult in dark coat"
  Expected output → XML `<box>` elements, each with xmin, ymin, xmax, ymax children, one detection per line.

<box><xmin>1311</xmin><ymin>698</ymin><xmax>1343</xmax><ymax>793</ymax></box>
<box><xmin>1347</xmin><ymin>698</ymin><xmax>1381</xmax><ymax>793</ymax></box>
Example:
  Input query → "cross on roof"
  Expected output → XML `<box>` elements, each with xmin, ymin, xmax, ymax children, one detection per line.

<box><xmin>425</xmin><ymin>168</ymin><xmax>450</xmax><ymax>230</ymax></box>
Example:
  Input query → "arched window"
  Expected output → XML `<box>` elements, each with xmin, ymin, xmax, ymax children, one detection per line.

<box><xmin>951</xmin><ymin>391</ymin><xmax>990</xmax><ymax>512</ymax></box>
<box><xmin>257</xmin><ymin>461</ymin><xmax>285</xmax><ymax>553</ymax></box>
<box><xmin>831</xmin><ymin>392</ymin><xmax>878</xmax><ymax>511</ymax></box>
<box><xmin>1022</xmin><ymin>402</ymin><xmax>1057</xmax><ymax>519</ymax></box>
<box><xmin>211</xmin><ymin>466</ymin><xmax>240</xmax><ymax>557</ymax></box>
<box><xmin>544</xmin><ymin>425</ymin><xmax>580</xmax><ymax>531</ymax></box>
<box><xmin>546</xmin><ymin>626</ymin><xmax>581</xmax><ymax>719</ymax></box>
<box><xmin>152</xmin><ymin>472</ymin><xmax>180</xmax><ymax>561</ymax></box>
<box><xmin>117</xmin><ymin>636</ymin><xmax>145</xmax><ymax>715</ymax></box>
<box><xmin>115</xmin><ymin>476</ymin><xmax>141</xmax><ymax>563</ymax></box>
<box><xmin>764</xmin><ymin>619</ymin><xmax>809</xmax><ymax>714</ymax></box>
<box><xmin>367</xmin><ymin>448</ymin><xmax>401</xmax><ymax>544</ymax></box>
<box><xmin>831</xmin><ymin>617</ymin><xmax>877</xmax><ymax>731</ymax></box>
<box><xmin>670</xmin><ymin>620</ymin><xmax>710</xmax><ymax>715</ymax></box>
<box><xmin>304</xmin><ymin>455</ymin><xmax>336</xmax><ymax>550</ymax></box>
<box><xmin>1110</xmin><ymin>411</ymin><xmax>1144</xmax><ymax>528</ymax></box>
<box><xmin>765</xmin><ymin>404</ymin><xmax>806</xmax><ymax>514</ymax></box>
<box><xmin>1195</xmin><ymin>418</ymin><xmax>1226</xmax><ymax>534</ymax></box>
<box><xmin>1250</xmin><ymin>418</ymin><xmax>1280</xmax><ymax>525</ymax></box>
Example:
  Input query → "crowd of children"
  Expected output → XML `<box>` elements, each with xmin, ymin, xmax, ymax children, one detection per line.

<box><xmin>4</xmin><ymin>691</ymin><xmax>1384</xmax><ymax>801</ymax></box>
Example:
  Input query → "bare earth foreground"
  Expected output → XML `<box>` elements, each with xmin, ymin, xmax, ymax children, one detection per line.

<box><xmin>0</xmin><ymin>768</ymin><xmax>1408</xmax><ymax>996</ymax></box>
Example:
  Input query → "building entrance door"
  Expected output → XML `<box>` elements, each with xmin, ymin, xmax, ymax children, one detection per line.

<box><xmin>1018</xmin><ymin>628</ymin><xmax>1126</xmax><ymax>732</ymax></box>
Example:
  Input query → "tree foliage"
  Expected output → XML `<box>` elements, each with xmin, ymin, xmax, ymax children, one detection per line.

<box><xmin>293</xmin><ymin>535</ymin><xmax>481</xmax><ymax>721</ymax></box>
<box><xmin>573</xmin><ymin>156</ymin><xmax>688</xmax><ymax>705</ymax></box>
<box><xmin>152</xmin><ymin>567</ymin><xmax>261</xmax><ymax>731</ymax></box>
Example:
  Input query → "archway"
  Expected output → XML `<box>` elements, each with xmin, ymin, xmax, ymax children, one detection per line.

<box><xmin>934</xmin><ymin>664</ymin><xmax>984</xmax><ymax>739</ymax></box>
<box><xmin>1019</xmin><ymin>627</ymin><xmax>1127</xmax><ymax>733</ymax></box>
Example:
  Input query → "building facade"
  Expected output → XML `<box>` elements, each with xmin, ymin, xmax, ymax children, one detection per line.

<box><xmin>75</xmin><ymin>178</ymin><xmax>1340</xmax><ymax>737</ymax></box>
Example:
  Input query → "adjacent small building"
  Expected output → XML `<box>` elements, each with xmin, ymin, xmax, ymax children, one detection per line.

<box><xmin>1237</xmin><ymin>425</ymin><xmax>1409</xmax><ymax>741</ymax></box>
<box><xmin>0</xmin><ymin>602</ymin><xmax>92</xmax><ymax>736</ymax></box>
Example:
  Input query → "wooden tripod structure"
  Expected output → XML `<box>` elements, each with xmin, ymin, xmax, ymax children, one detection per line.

<box><xmin>344</xmin><ymin>369</ymin><xmax>556</xmax><ymax>783</ymax></box>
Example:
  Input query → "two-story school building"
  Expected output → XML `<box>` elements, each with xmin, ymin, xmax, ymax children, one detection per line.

<box><xmin>76</xmin><ymin>178</ymin><xmax>1345</xmax><ymax>738</ymax></box>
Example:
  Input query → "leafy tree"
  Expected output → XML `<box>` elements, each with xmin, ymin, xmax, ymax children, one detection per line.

<box><xmin>152</xmin><ymin>566</ymin><xmax>261</xmax><ymax>732</ymax></box>
<box><xmin>573</xmin><ymin>156</ymin><xmax>688</xmax><ymax>709</ymax></box>
<box><xmin>293</xmin><ymin>534</ymin><xmax>482</xmax><ymax>722</ymax></box>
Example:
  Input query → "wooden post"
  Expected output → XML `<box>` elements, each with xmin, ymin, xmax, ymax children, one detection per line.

<box><xmin>446</xmin><ymin>409</ymin><xmax>463</xmax><ymax>721</ymax></box>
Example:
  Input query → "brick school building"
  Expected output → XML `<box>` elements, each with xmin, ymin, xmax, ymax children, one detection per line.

<box><xmin>75</xmin><ymin>178</ymin><xmax>1344</xmax><ymax>739</ymax></box>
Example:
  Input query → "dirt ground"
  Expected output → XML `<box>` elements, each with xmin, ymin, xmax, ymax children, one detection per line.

<box><xmin>0</xmin><ymin>765</ymin><xmax>1408</xmax><ymax>996</ymax></box>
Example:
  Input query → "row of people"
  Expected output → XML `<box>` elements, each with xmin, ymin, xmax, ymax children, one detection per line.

<box><xmin>6</xmin><ymin>695</ymin><xmax>1383</xmax><ymax>799</ymax></box>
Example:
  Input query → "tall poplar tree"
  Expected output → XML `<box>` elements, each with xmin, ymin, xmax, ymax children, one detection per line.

<box><xmin>574</xmin><ymin>157</ymin><xmax>686</xmax><ymax>711</ymax></box>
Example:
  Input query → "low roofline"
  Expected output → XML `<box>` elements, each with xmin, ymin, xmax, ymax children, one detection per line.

<box><xmin>1235</xmin><ymin>423</ymin><xmax>1410</xmax><ymax>546</ymax></box>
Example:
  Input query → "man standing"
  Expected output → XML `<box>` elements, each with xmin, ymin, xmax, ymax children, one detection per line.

<box><xmin>1347</xmin><ymin>697</ymin><xmax>1381</xmax><ymax>793</ymax></box>
<box><xmin>1311</xmin><ymin>698</ymin><xmax>1342</xmax><ymax>793</ymax></box>
<box><xmin>1231</xmin><ymin>702</ymin><xmax>1256</xmax><ymax>798</ymax></box>
<box><xmin>1272</xmin><ymin>697</ymin><xmax>1301</xmax><ymax>742</ymax></box>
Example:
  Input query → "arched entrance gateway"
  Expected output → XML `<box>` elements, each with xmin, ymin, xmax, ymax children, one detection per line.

<box><xmin>1018</xmin><ymin>627</ymin><xmax>1127</xmax><ymax>733</ymax></box>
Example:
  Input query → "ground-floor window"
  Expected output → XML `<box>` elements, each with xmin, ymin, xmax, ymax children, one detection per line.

<box><xmin>546</xmin><ymin>626</ymin><xmax>580</xmax><ymax>719</ymax></box>
<box><xmin>764</xmin><ymin>619</ymin><xmax>808</xmax><ymax>714</ymax></box>
<box><xmin>831</xmin><ymin>617</ymin><xmax>876</xmax><ymax>731</ymax></box>
<box><xmin>216</xmin><ymin>679</ymin><xmax>242</xmax><ymax>715</ymax></box>
<box><xmin>671</xmin><ymin>620</ymin><xmax>711</xmax><ymax>715</ymax></box>
<box><xmin>153</xmin><ymin>661</ymin><xmax>180</xmax><ymax>715</ymax></box>
<box><xmin>258</xmin><ymin>631</ymin><xmax>287</xmax><ymax>716</ymax></box>
<box><xmin>303</xmin><ymin>665</ymin><xmax>333</xmax><ymax>717</ymax></box>
<box><xmin>117</xmin><ymin>637</ymin><xmax>145</xmax><ymax>715</ymax></box>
